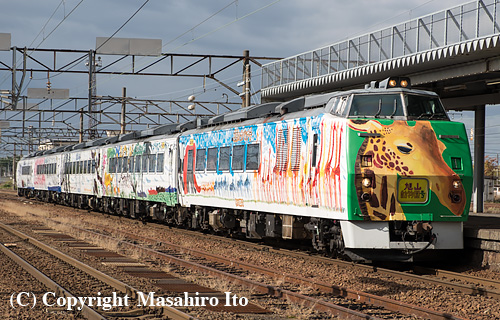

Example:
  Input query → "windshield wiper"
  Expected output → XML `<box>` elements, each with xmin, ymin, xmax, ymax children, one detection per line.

<box><xmin>375</xmin><ymin>99</ymin><xmax>382</xmax><ymax>118</ymax></box>
<box><xmin>390</xmin><ymin>99</ymin><xmax>397</xmax><ymax>118</ymax></box>
<box><xmin>417</xmin><ymin>113</ymin><xmax>431</xmax><ymax>119</ymax></box>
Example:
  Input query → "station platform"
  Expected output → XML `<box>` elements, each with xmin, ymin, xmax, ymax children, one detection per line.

<box><xmin>464</xmin><ymin>213</ymin><xmax>500</xmax><ymax>270</ymax></box>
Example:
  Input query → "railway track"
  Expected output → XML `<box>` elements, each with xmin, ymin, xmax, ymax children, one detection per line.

<box><xmin>0</xmin><ymin>221</ymin><xmax>194</xmax><ymax>320</ymax></box>
<box><xmin>11</xmin><ymin>207</ymin><xmax>467</xmax><ymax>320</ymax></box>
<box><xmin>2</xmin><ymin>191</ymin><xmax>499</xmax><ymax>319</ymax></box>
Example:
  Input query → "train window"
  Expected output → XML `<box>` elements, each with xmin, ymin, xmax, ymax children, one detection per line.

<box><xmin>83</xmin><ymin>160</ymin><xmax>87</xmax><ymax>174</ymax></box>
<box><xmin>157</xmin><ymin>153</ymin><xmax>164</xmax><ymax>173</ymax></box>
<box><xmin>186</xmin><ymin>150</ymin><xmax>194</xmax><ymax>172</ymax></box>
<box><xmin>206</xmin><ymin>148</ymin><xmax>218</xmax><ymax>171</ymax></box>
<box><xmin>219</xmin><ymin>147</ymin><xmax>230</xmax><ymax>171</ymax></box>
<box><xmin>109</xmin><ymin>158</ymin><xmax>115</xmax><ymax>173</ymax></box>
<box><xmin>195</xmin><ymin>149</ymin><xmax>206</xmax><ymax>172</ymax></box>
<box><xmin>142</xmin><ymin>154</ymin><xmax>148</xmax><ymax>172</ymax></box>
<box><xmin>22</xmin><ymin>166</ymin><xmax>31</xmax><ymax>175</ymax></box>
<box><xmin>336</xmin><ymin>97</ymin><xmax>349</xmax><ymax>116</ymax></box>
<box><xmin>246</xmin><ymin>144</ymin><xmax>260</xmax><ymax>171</ymax></box>
<box><xmin>149</xmin><ymin>154</ymin><xmax>157</xmax><ymax>172</ymax></box>
<box><xmin>349</xmin><ymin>94</ymin><xmax>403</xmax><ymax>118</ymax></box>
<box><xmin>129</xmin><ymin>157</ymin><xmax>134</xmax><ymax>173</ymax></box>
<box><xmin>117</xmin><ymin>157</ymin><xmax>123</xmax><ymax>173</ymax></box>
<box><xmin>232</xmin><ymin>145</ymin><xmax>245</xmax><ymax>171</ymax></box>
<box><xmin>123</xmin><ymin>157</ymin><xmax>128</xmax><ymax>173</ymax></box>
<box><xmin>92</xmin><ymin>160</ymin><xmax>96</xmax><ymax>173</ymax></box>
<box><xmin>405</xmin><ymin>94</ymin><xmax>448</xmax><ymax>120</ymax></box>
<box><xmin>135</xmin><ymin>155</ymin><xmax>141</xmax><ymax>173</ymax></box>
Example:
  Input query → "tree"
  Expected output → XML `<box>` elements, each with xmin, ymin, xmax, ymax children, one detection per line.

<box><xmin>484</xmin><ymin>155</ymin><xmax>498</xmax><ymax>177</ymax></box>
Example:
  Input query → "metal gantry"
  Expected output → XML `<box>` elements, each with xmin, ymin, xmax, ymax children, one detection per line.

<box><xmin>0</xmin><ymin>48</ymin><xmax>280</xmax><ymax>157</ymax></box>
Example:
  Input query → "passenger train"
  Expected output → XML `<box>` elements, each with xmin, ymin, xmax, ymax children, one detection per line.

<box><xmin>16</xmin><ymin>77</ymin><xmax>473</xmax><ymax>261</ymax></box>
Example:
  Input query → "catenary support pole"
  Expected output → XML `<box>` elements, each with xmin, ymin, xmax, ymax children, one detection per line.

<box><xmin>473</xmin><ymin>105</ymin><xmax>485</xmax><ymax>213</ymax></box>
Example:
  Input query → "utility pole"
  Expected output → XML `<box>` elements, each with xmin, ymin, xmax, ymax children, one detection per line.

<box><xmin>121</xmin><ymin>87</ymin><xmax>126</xmax><ymax>134</ymax></box>
<box><xmin>12</xmin><ymin>143</ymin><xmax>16</xmax><ymax>190</ymax></box>
<box><xmin>242</xmin><ymin>50</ymin><xmax>251</xmax><ymax>108</ymax></box>
<box><xmin>79</xmin><ymin>111</ymin><xmax>84</xmax><ymax>143</ymax></box>
<box><xmin>87</xmin><ymin>50</ymin><xmax>101</xmax><ymax>140</ymax></box>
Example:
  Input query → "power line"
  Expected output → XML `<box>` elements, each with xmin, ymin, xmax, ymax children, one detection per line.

<box><xmin>96</xmin><ymin>0</ymin><xmax>151</xmax><ymax>51</ymax></box>
<box><xmin>162</xmin><ymin>0</ymin><xmax>237</xmax><ymax>50</ymax></box>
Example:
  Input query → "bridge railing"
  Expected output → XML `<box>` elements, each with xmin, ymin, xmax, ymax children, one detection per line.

<box><xmin>262</xmin><ymin>0</ymin><xmax>500</xmax><ymax>89</ymax></box>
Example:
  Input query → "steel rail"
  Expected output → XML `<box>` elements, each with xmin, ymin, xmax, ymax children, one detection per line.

<box><xmin>45</xmin><ymin>220</ymin><xmax>384</xmax><ymax>320</ymax></box>
<box><xmin>83</xmin><ymin>222</ymin><xmax>466</xmax><ymax>320</ymax></box>
<box><xmin>413</xmin><ymin>265</ymin><xmax>500</xmax><ymax>293</ymax></box>
<box><xmin>0</xmin><ymin>221</ymin><xmax>195</xmax><ymax>320</ymax></box>
<box><xmin>0</xmin><ymin>242</ymin><xmax>106</xmax><ymax>320</ymax></box>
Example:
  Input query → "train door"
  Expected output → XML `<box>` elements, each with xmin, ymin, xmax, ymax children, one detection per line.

<box><xmin>164</xmin><ymin>141</ymin><xmax>179</xmax><ymax>205</ymax></box>
<box><xmin>182</xmin><ymin>144</ymin><xmax>199</xmax><ymax>194</ymax></box>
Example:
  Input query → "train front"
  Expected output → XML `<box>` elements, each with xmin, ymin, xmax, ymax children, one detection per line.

<box><xmin>343</xmin><ymin>78</ymin><xmax>473</xmax><ymax>261</ymax></box>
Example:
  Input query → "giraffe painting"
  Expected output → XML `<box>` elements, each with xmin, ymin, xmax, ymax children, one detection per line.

<box><xmin>349</xmin><ymin>119</ymin><xmax>466</xmax><ymax>221</ymax></box>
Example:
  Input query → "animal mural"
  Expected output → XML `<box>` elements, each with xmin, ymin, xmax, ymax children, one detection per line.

<box><xmin>348</xmin><ymin>119</ymin><xmax>466</xmax><ymax>221</ymax></box>
<box><xmin>103</xmin><ymin>140</ymin><xmax>178</xmax><ymax>206</ymax></box>
<box><xmin>181</xmin><ymin>116</ymin><xmax>346</xmax><ymax>213</ymax></box>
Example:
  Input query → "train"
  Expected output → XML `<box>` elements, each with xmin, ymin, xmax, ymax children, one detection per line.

<box><xmin>16</xmin><ymin>77</ymin><xmax>473</xmax><ymax>262</ymax></box>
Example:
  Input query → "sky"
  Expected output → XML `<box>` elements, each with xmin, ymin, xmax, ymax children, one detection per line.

<box><xmin>0</xmin><ymin>0</ymin><xmax>498</xmax><ymax>158</ymax></box>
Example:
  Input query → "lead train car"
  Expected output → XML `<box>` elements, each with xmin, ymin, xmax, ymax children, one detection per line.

<box><xmin>16</xmin><ymin>77</ymin><xmax>473</xmax><ymax>261</ymax></box>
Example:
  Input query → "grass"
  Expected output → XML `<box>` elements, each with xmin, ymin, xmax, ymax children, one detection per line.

<box><xmin>0</xmin><ymin>180</ymin><xmax>13</xmax><ymax>189</ymax></box>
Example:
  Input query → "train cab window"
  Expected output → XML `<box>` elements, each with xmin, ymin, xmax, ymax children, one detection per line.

<box><xmin>135</xmin><ymin>155</ymin><xmax>141</xmax><ymax>173</ymax></box>
<box><xmin>232</xmin><ymin>145</ymin><xmax>245</xmax><ymax>171</ymax></box>
<box><xmin>246</xmin><ymin>144</ymin><xmax>260</xmax><ymax>171</ymax></box>
<box><xmin>157</xmin><ymin>153</ymin><xmax>164</xmax><ymax>173</ymax></box>
<box><xmin>206</xmin><ymin>148</ymin><xmax>218</xmax><ymax>171</ymax></box>
<box><xmin>142</xmin><ymin>154</ymin><xmax>148</xmax><ymax>172</ymax></box>
<box><xmin>22</xmin><ymin>166</ymin><xmax>31</xmax><ymax>175</ymax></box>
<box><xmin>218</xmin><ymin>146</ymin><xmax>230</xmax><ymax>171</ymax></box>
<box><xmin>349</xmin><ymin>94</ymin><xmax>403</xmax><ymax>118</ymax></box>
<box><xmin>195</xmin><ymin>149</ymin><xmax>206</xmax><ymax>172</ymax></box>
<box><xmin>149</xmin><ymin>154</ymin><xmax>157</xmax><ymax>172</ymax></box>
<box><xmin>405</xmin><ymin>94</ymin><xmax>448</xmax><ymax>120</ymax></box>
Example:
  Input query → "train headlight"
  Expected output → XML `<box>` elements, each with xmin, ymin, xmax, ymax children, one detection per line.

<box><xmin>362</xmin><ymin>177</ymin><xmax>372</xmax><ymax>188</ymax></box>
<box><xmin>452</xmin><ymin>180</ymin><xmax>462</xmax><ymax>189</ymax></box>
<box><xmin>400</xmin><ymin>79</ymin><xmax>409</xmax><ymax>88</ymax></box>
<box><xmin>388</xmin><ymin>79</ymin><xmax>397</xmax><ymax>87</ymax></box>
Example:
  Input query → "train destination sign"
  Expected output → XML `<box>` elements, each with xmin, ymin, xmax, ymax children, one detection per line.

<box><xmin>398</xmin><ymin>178</ymin><xmax>429</xmax><ymax>204</ymax></box>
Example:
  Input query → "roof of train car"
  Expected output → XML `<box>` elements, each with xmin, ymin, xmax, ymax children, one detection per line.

<box><xmin>21</xmin><ymin>85</ymin><xmax>438</xmax><ymax>160</ymax></box>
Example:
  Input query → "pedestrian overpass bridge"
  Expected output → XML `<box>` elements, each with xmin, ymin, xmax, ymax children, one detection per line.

<box><xmin>260</xmin><ymin>0</ymin><xmax>500</xmax><ymax>212</ymax></box>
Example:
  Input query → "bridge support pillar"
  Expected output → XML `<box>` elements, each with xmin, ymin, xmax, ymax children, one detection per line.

<box><xmin>473</xmin><ymin>105</ymin><xmax>485</xmax><ymax>213</ymax></box>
